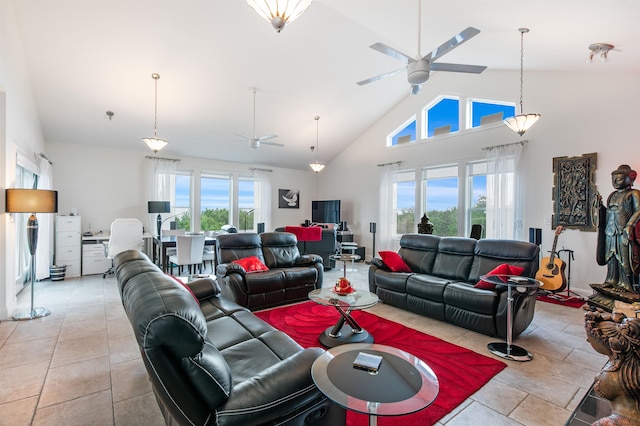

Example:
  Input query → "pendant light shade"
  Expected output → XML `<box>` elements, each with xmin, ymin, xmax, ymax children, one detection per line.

<box><xmin>309</xmin><ymin>115</ymin><xmax>324</xmax><ymax>173</ymax></box>
<box><xmin>504</xmin><ymin>28</ymin><xmax>540</xmax><ymax>136</ymax></box>
<box><xmin>246</xmin><ymin>0</ymin><xmax>313</xmax><ymax>33</ymax></box>
<box><xmin>143</xmin><ymin>73</ymin><xmax>169</xmax><ymax>153</ymax></box>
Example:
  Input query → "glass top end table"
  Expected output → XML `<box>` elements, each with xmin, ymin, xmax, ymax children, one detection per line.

<box><xmin>480</xmin><ymin>274</ymin><xmax>541</xmax><ymax>362</ymax></box>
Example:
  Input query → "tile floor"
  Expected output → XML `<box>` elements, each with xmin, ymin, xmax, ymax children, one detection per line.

<box><xmin>0</xmin><ymin>261</ymin><xmax>606</xmax><ymax>425</ymax></box>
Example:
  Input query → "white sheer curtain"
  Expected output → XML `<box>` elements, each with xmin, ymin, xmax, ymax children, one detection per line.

<box><xmin>253</xmin><ymin>169</ymin><xmax>272</xmax><ymax>231</ymax></box>
<box><xmin>485</xmin><ymin>143</ymin><xmax>524</xmax><ymax>240</ymax></box>
<box><xmin>146</xmin><ymin>157</ymin><xmax>178</xmax><ymax>232</ymax></box>
<box><xmin>35</xmin><ymin>155</ymin><xmax>54</xmax><ymax>280</ymax></box>
<box><xmin>378</xmin><ymin>162</ymin><xmax>400</xmax><ymax>252</ymax></box>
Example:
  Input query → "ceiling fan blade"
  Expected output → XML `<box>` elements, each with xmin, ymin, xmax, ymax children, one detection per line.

<box><xmin>411</xmin><ymin>84</ymin><xmax>422</xmax><ymax>95</ymax></box>
<box><xmin>423</xmin><ymin>27</ymin><xmax>481</xmax><ymax>63</ymax></box>
<box><xmin>234</xmin><ymin>132</ymin><xmax>251</xmax><ymax>140</ymax></box>
<box><xmin>261</xmin><ymin>140</ymin><xmax>284</xmax><ymax>147</ymax></box>
<box><xmin>257</xmin><ymin>134</ymin><xmax>278</xmax><ymax>141</ymax></box>
<box><xmin>370</xmin><ymin>42</ymin><xmax>415</xmax><ymax>64</ymax></box>
<box><xmin>430</xmin><ymin>63</ymin><xmax>487</xmax><ymax>74</ymax></box>
<box><xmin>357</xmin><ymin>67</ymin><xmax>406</xmax><ymax>86</ymax></box>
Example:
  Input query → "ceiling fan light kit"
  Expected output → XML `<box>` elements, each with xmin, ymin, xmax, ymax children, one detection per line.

<box><xmin>357</xmin><ymin>0</ymin><xmax>486</xmax><ymax>95</ymax></box>
<box><xmin>143</xmin><ymin>73</ymin><xmax>169</xmax><ymax>153</ymax></box>
<box><xmin>503</xmin><ymin>28</ymin><xmax>540</xmax><ymax>136</ymax></box>
<box><xmin>309</xmin><ymin>115</ymin><xmax>324</xmax><ymax>173</ymax></box>
<box><xmin>235</xmin><ymin>87</ymin><xmax>283</xmax><ymax>150</ymax></box>
<box><xmin>246</xmin><ymin>0</ymin><xmax>313</xmax><ymax>33</ymax></box>
<box><xmin>588</xmin><ymin>43</ymin><xmax>614</xmax><ymax>63</ymax></box>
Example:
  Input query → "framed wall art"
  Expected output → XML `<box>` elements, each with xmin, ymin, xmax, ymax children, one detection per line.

<box><xmin>551</xmin><ymin>152</ymin><xmax>597</xmax><ymax>231</ymax></box>
<box><xmin>279</xmin><ymin>189</ymin><xmax>299</xmax><ymax>209</ymax></box>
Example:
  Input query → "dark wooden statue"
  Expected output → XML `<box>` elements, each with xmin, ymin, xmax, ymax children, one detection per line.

<box><xmin>590</xmin><ymin>165</ymin><xmax>640</xmax><ymax>310</ymax></box>
<box><xmin>585</xmin><ymin>310</ymin><xmax>640</xmax><ymax>426</ymax></box>
<box><xmin>417</xmin><ymin>213</ymin><xmax>433</xmax><ymax>234</ymax></box>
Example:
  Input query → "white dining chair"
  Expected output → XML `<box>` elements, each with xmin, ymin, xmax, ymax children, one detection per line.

<box><xmin>168</xmin><ymin>234</ymin><xmax>205</xmax><ymax>275</ymax></box>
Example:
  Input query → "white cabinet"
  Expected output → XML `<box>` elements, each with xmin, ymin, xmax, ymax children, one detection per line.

<box><xmin>82</xmin><ymin>238</ymin><xmax>111</xmax><ymax>275</ymax></box>
<box><xmin>55</xmin><ymin>216</ymin><xmax>81</xmax><ymax>277</ymax></box>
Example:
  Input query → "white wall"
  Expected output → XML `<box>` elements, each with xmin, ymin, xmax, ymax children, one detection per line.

<box><xmin>47</xmin><ymin>141</ymin><xmax>320</xmax><ymax>235</ymax></box>
<box><xmin>0</xmin><ymin>0</ymin><xmax>47</xmax><ymax>318</ymax></box>
<box><xmin>318</xmin><ymin>69</ymin><xmax>640</xmax><ymax>296</ymax></box>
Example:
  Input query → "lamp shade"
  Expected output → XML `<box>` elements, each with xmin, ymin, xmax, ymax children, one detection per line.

<box><xmin>246</xmin><ymin>0</ymin><xmax>313</xmax><ymax>33</ymax></box>
<box><xmin>148</xmin><ymin>201</ymin><xmax>170</xmax><ymax>214</ymax></box>
<box><xmin>504</xmin><ymin>113</ymin><xmax>541</xmax><ymax>136</ymax></box>
<box><xmin>6</xmin><ymin>189</ymin><xmax>58</xmax><ymax>213</ymax></box>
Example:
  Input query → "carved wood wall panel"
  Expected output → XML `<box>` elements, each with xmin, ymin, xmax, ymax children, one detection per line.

<box><xmin>552</xmin><ymin>152</ymin><xmax>597</xmax><ymax>231</ymax></box>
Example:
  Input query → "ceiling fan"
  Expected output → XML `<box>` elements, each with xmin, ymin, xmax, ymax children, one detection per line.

<box><xmin>357</xmin><ymin>0</ymin><xmax>487</xmax><ymax>95</ymax></box>
<box><xmin>235</xmin><ymin>87</ymin><xmax>284</xmax><ymax>149</ymax></box>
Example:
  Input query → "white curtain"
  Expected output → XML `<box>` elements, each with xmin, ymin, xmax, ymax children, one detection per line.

<box><xmin>485</xmin><ymin>143</ymin><xmax>524</xmax><ymax>240</ymax></box>
<box><xmin>253</xmin><ymin>169</ymin><xmax>272</xmax><ymax>232</ymax></box>
<box><xmin>146</xmin><ymin>157</ymin><xmax>177</xmax><ymax>232</ymax></box>
<box><xmin>378</xmin><ymin>162</ymin><xmax>400</xmax><ymax>252</ymax></box>
<box><xmin>36</xmin><ymin>155</ymin><xmax>54</xmax><ymax>280</ymax></box>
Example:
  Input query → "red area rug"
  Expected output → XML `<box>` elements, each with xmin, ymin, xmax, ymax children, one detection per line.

<box><xmin>537</xmin><ymin>294</ymin><xmax>586</xmax><ymax>309</ymax></box>
<box><xmin>255</xmin><ymin>301</ymin><xmax>506</xmax><ymax>425</ymax></box>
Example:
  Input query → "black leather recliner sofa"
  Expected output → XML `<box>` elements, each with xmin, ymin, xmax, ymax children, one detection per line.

<box><xmin>275</xmin><ymin>227</ymin><xmax>338</xmax><ymax>269</ymax></box>
<box><xmin>369</xmin><ymin>234</ymin><xmax>540</xmax><ymax>339</ymax></box>
<box><xmin>115</xmin><ymin>249</ymin><xmax>345</xmax><ymax>426</ymax></box>
<box><xmin>215</xmin><ymin>232</ymin><xmax>323</xmax><ymax>311</ymax></box>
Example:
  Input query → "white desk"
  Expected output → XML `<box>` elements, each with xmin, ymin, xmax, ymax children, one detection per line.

<box><xmin>81</xmin><ymin>232</ymin><xmax>152</xmax><ymax>275</ymax></box>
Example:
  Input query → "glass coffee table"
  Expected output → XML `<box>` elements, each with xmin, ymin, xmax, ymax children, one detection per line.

<box><xmin>312</xmin><ymin>343</ymin><xmax>439</xmax><ymax>426</ymax></box>
<box><xmin>308</xmin><ymin>288</ymin><xmax>378</xmax><ymax>348</ymax></box>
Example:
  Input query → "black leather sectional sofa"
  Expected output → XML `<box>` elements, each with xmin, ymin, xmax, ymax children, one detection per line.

<box><xmin>369</xmin><ymin>234</ymin><xmax>540</xmax><ymax>339</ymax></box>
<box><xmin>116</xmin><ymin>249</ymin><xmax>345</xmax><ymax>426</ymax></box>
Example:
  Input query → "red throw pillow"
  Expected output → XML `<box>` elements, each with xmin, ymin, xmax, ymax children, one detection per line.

<box><xmin>378</xmin><ymin>251</ymin><xmax>412</xmax><ymax>273</ymax></box>
<box><xmin>475</xmin><ymin>264</ymin><xmax>525</xmax><ymax>290</ymax></box>
<box><xmin>166</xmin><ymin>274</ymin><xmax>200</xmax><ymax>305</ymax></box>
<box><xmin>232</xmin><ymin>256</ymin><xmax>270</xmax><ymax>273</ymax></box>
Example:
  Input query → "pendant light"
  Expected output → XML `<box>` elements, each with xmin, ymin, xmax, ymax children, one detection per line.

<box><xmin>143</xmin><ymin>73</ymin><xmax>169</xmax><ymax>153</ymax></box>
<box><xmin>504</xmin><ymin>28</ymin><xmax>540</xmax><ymax>136</ymax></box>
<box><xmin>309</xmin><ymin>115</ymin><xmax>325</xmax><ymax>173</ymax></box>
<box><xmin>246</xmin><ymin>0</ymin><xmax>313</xmax><ymax>33</ymax></box>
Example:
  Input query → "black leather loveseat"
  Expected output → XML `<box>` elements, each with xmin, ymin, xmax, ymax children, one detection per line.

<box><xmin>369</xmin><ymin>234</ymin><xmax>540</xmax><ymax>339</ymax></box>
<box><xmin>116</xmin><ymin>249</ymin><xmax>345</xmax><ymax>426</ymax></box>
<box><xmin>216</xmin><ymin>232</ymin><xmax>323</xmax><ymax>311</ymax></box>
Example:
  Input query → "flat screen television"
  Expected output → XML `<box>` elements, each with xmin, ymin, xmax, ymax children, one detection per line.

<box><xmin>311</xmin><ymin>200</ymin><xmax>341</xmax><ymax>224</ymax></box>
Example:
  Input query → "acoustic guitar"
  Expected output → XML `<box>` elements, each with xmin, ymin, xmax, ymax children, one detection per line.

<box><xmin>536</xmin><ymin>226</ymin><xmax>567</xmax><ymax>292</ymax></box>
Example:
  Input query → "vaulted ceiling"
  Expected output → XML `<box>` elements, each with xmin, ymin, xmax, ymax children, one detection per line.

<box><xmin>12</xmin><ymin>0</ymin><xmax>640</xmax><ymax>170</ymax></box>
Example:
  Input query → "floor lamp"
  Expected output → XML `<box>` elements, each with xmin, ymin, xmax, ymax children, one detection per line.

<box><xmin>148</xmin><ymin>201</ymin><xmax>170</xmax><ymax>237</ymax></box>
<box><xmin>6</xmin><ymin>189</ymin><xmax>58</xmax><ymax>320</ymax></box>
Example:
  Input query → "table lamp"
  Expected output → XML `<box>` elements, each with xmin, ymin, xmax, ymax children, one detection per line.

<box><xmin>5</xmin><ymin>188</ymin><xmax>58</xmax><ymax>320</ymax></box>
<box><xmin>148</xmin><ymin>201</ymin><xmax>170</xmax><ymax>237</ymax></box>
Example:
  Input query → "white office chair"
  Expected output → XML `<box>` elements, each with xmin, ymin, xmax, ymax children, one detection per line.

<box><xmin>103</xmin><ymin>218</ymin><xmax>144</xmax><ymax>278</ymax></box>
<box><xmin>168</xmin><ymin>234</ymin><xmax>205</xmax><ymax>275</ymax></box>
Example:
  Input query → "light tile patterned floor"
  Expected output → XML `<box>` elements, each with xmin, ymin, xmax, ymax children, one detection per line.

<box><xmin>0</xmin><ymin>262</ymin><xmax>604</xmax><ymax>425</ymax></box>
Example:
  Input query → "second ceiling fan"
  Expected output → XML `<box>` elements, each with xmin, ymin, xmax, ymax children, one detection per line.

<box><xmin>235</xmin><ymin>87</ymin><xmax>284</xmax><ymax>149</ymax></box>
<box><xmin>357</xmin><ymin>0</ymin><xmax>487</xmax><ymax>95</ymax></box>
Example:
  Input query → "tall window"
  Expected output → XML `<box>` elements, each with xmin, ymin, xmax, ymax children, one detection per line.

<box><xmin>172</xmin><ymin>172</ymin><xmax>192</xmax><ymax>230</ymax></box>
<box><xmin>238</xmin><ymin>178</ymin><xmax>256</xmax><ymax>232</ymax></box>
<box><xmin>14</xmin><ymin>165</ymin><xmax>38</xmax><ymax>293</ymax></box>
<box><xmin>467</xmin><ymin>161</ymin><xmax>487</xmax><ymax>237</ymax></box>
<box><xmin>200</xmin><ymin>173</ymin><xmax>231</xmax><ymax>231</ymax></box>
<box><xmin>422</xmin><ymin>165</ymin><xmax>459</xmax><ymax>236</ymax></box>
<box><xmin>394</xmin><ymin>170</ymin><xmax>415</xmax><ymax>234</ymax></box>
